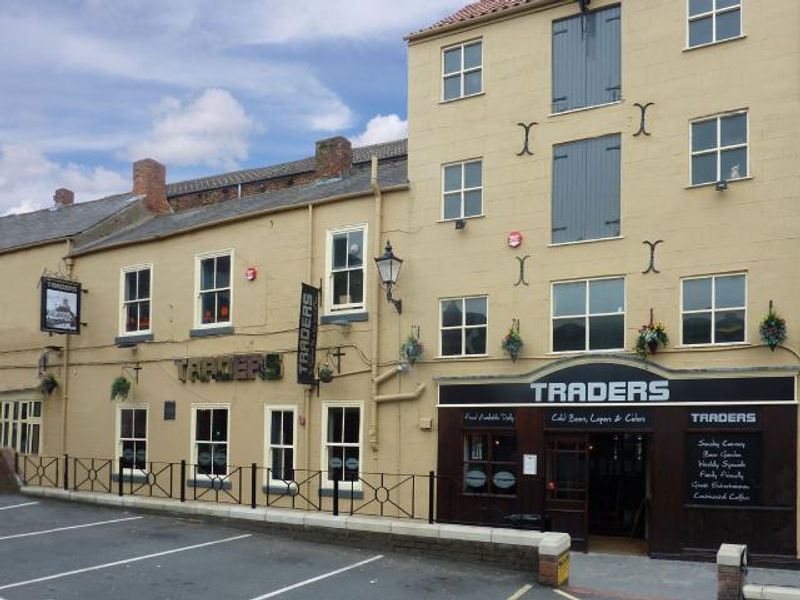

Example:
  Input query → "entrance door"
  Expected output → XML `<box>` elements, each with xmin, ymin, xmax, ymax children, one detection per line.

<box><xmin>545</xmin><ymin>435</ymin><xmax>588</xmax><ymax>550</ymax></box>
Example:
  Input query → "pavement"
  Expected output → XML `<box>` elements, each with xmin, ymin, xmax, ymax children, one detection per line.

<box><xmin>1</xmin><ymin>493</ymin><xmax>798</xmax><ymax>600</ymax></box>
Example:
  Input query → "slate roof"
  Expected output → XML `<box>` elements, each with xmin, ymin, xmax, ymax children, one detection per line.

<box><xmin>74</xmin><ymin>158</ymin><xmax>408</xmax><ymax>255</ymax></box>
<box><xmin>409</xmin><ymin>0</ymin><xmax>532</xmax><ymax>37</ymax></box>
<box><xmin>167</xmin><ymin>139</ymin><xmax>408</xmax><ymax>196</ymax></box>
<box><xmin>0</xmin><ymin>193</ymin><xmax>138</xmax><ymax>253</ymax></box>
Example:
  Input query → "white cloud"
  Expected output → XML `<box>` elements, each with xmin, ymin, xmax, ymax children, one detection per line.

<box><xmin>351</xmin><ymin>114</ymin><xmax>408</xmax><ymax>147</ymax></box>
<box><xmin>127</xmin><ymin>89</ymin><xmax>256</xmax><ymax>170</ymax></box>
<box><xmin>0</xmin><ymin>145</ymin><xmax>127</xmax><ymax>216</ymax></box>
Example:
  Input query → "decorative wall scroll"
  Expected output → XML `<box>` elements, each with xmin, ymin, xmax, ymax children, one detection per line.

<box><xmin>516</xmin><ymin>122</ymin><xmax>538</xmax><ymax>156</ymax></box>
<box><xmin>514</xmin><ymin>255</ymin><xmax>531</xmax><ymax>287</ymax></box>
<box><xmin>642</xmin><ymin>240</ymin><xmax>663</xmax><ymax>274</ymax></box>
<box><xmin>633</xmin><ymin>102</ymin><xmax>655</xmax><ymax>136</ymax></box>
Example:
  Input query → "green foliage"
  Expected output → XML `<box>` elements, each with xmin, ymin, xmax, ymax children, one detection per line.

<box><xmin>110</xmin><ymin>376</ymin><xmax>131</xmax><ymax>401</ymax></box>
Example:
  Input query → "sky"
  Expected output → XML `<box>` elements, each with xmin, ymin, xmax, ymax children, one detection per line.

<box><xmin>0</xmin><ymin>0</ymin><xmax>465</xmax><ymax>216</ymax></box>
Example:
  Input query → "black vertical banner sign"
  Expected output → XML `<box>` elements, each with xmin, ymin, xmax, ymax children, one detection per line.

<box><xmin>296</xmin><ymin>283</ymin><xmax>319</xmax><ymax>385</ymax></box>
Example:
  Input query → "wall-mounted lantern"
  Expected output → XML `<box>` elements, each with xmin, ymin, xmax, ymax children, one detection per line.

<box><xmin>374</xmin><ymin>240</ymin><xmax>403</xmax><ymax>314</ymax></box>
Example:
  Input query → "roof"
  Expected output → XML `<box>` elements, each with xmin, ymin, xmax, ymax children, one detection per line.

<box><xmin>74</xmin><ymin>158</ymin><xmax>408</xmax><ymax>255</ymax></box>
<box><xmin>0</xmin><ymin>193</ymin><xmax>138</xmax><ymax>253</ymax></box>
<box><xmin>409</xmin><ymin>0</ymin><xmax>535</xmax><ymax>38</ymax></box>
<box><xmin>166</xmin><ymin>139</ymin><xmax>408</xmax><ymax>196</ymax></box>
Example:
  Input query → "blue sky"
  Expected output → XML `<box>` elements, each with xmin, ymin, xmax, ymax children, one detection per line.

<box><xmin>0</xmin><ymin>0</ymin><xmax>464</xmax><ymax>215</ymax></box>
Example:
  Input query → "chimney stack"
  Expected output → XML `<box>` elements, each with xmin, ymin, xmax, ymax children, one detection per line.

<box><xmin>53</xmin><ymin>188</ymin><xmax>74</xmax><ymax>207</ymax></box>
<box><xmin>132</xmin><ymin>158</ymin><xmax>169</xmax><ymax>214</ymax></box>
<box><xmin>315</xmin><ymin>137</ymin><xmax>352</xmax><ymax>180</ymax></box>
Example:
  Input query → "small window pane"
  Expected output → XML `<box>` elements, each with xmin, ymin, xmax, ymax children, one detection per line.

<box><xmin>332</xmin><ymin>235</ymin><xmax>347</xmax><ymax>269</ymax></box>
<box><xmin>196</xmin><ymin>410</ymin><xmax>211</xmax><ymax>441</ymax></box>
<box><xmin>464</xmin><ymin>43</ymin><xmax>481</xmax><ymax>69</ymax></box>
<box><xmin>464</xmin><ymin>190</ymin><xmax>482</xmax><ymax>217</ymax></box>
<box><xmin>444</xmin><ymin>75</ymin><xmax>461</xmax><ymax>101</ymax></box>
<box><xmin>464</xmin><ymin>71</ymin><xmax>482</xmax><ymax>96</ymax></box>
<box><xmin>690</xmin><ymin>0</ymin><xmax>713</xmax><ymax>15</ymax></box>
<box><xmin>120</xmin><ymin>410</ymin><xmax>133</xmax><ymax>439</ymax></box>
<box><xmin>441</xmin><ymin>300</ymin><xmax>463</xmax><ymax>327</ymax></box>
<box><xmin>465</xmin><ymin>327</ymin><xmax>487</xmax><ymax>355</ymax></box>
<box><xmin>201</xmin><ymin>259</ymin><xmax>214</xmax><ymax>290</ymax></box>
<box><xmin>283</xmin><ymin>413</ymin><xmax>293</xmax><ymax>445</ymax></box>
<box><xmin>126</xmin><ymin>303</ymin><xmax>139</xmax><ymax>332</ymax></box>
<box><xmin>715</xmin><ymin>275</ymin><xmax>745</xmax><ymax>308</ymax></box>
<box><xmin>721</xmin><ymin>114</ymin><xmax>747</xmax><ymax>147</ymax></box>
<box><xmin>344</xmin><ymin>408</ymin><xmax>359</xmax><ymax>443</ymax></box>
<box><xmin>443</xmin><ymin>48</ymin><xmax>461</xmax><ymax>74</ymax></box>
<box><xmin>689</xmin><ymin>16</ymin><xmax>713</xmax><ymax>46</ymax></box>
<box><xmin>348</xmin><ymin>231</ymin><xmax>363</xmax><ymax>267</ymax></box>
<box><xmin>692</xmin><ymin>153</ymin><xmax>717</xmax><ymax>185</ymax></box>
<box><xmin>443</xmin><ymin>193</ymin><xmax>462</xmax><ymax>220</ymax></box>
<box><xmin>720</xmin><ymin>147</ymin><xmax>747</xmax><ymax>180</ymax></box>
<box><xmin>211</xmin><ymin>409</ymin><xmax>227</xmax><ymax>442</ymax></box>
<box><xmin>589</xmin><ymin>279</ymin><xmax>624</xmax><ymax>315</ymax></box>
<box><xmin>683</xmin><ymin>313</ymin><xmax>712</xmax><ymax>344</ymax></box>
<box><xmin>216</xmin><ymin>256</ymin><xmax>230</xmax><ymax>289</ymax></box>
<box><xmin>692</xmin><ymin>120</ymin><xmax>717</xmax><ymax>152</ymax></box>
<box><xmin>683</xmin><ymin>278</ymin><xmax>713</xmax><ymax>310</ymax></box>
<box><xmin>332</xmin><ymin>272</ymin><xmax>348</xmax><ymax>305</ymax></box>
<box><xmin>216</xmin><ymin>291</ymin><xmax>230</xmax><ymax>322</ymax></box>
<box><xmin>133</xmin><ymin>410</ymin><xmax>146</xmax><ymax>438</ymax></box>
<box><xmin>553</xmin><ymin>318</ymin><xmax>586</xmax><ymax>352</ymax></box>
<box><xmin>271</xmin><ymin>412</ymin><xmax>281</xmax><ymax>445</ymax></box>
<box><xmin>716</xmin><ymin>9</ymin><xmax>741</xmax><ymax>40</ymax></box>
<box><xmin>349</xmin><ymin>269</ymin><xmax>364</xmax><ymax>304</ymax></box>
<box><xmin>589</xmin><ymin>315</ymin><xmax>625</xmax><ymax>350</ymax></box>
<box><xmin>138</xmin><ymin>270</ymin><xmax>150</xmax><ymax>299</ymax></box>
<box><xmin>494</xmin><ymin>435</ymin><xmax>516</xmax><ymax>462</ymax></box>
<box><xmin>328</xmin><ymin>407</ymin><xmax>343</xmax><ymax>443</ymax></box>
<box><xmin>139</xmin><ymin>301</ymin><xmax>150</xmax><ymax>331</ymax></box>
<box><xmin>201</xmin><ymin>292</ymin><xmax>215</xmax><ymax>324</ymax></box>
<box><xmin>463</xmin><ymin>162</ymin><xmax>482</xmax><ymax>189</ymax></box>
<box><xmin>33</xmin><ymin>402</ymin><xmax>41</xmax><ymax>417</ymax></box>
<box><xmin>464</xmin><ymin>297</ymin><xmax>487</xmax><ymax>325</ymax></box>
<box><xmin>125</xmin><ymin>272</ymin><xmax>137</xmax><ymax>301</ymax></box>
<box><xmin>716</xmin><ymin>0</ymin><xmax>739</xmax><ymax>8</ymax></box>
<box><xmin>441</xmin><ymin>329</ymin><xmax>462</xmax><ymax>355</ymax></box>
<box><xmin>444</xmin><ymin>165</ymin><xmax>462</xmax><ymax>192</ymax></box>
<box><xmin>554</xmin><ymin>282</ymin><xmax>586</xmax><ymax>317</ymax></box>
<box><xmin>715</xmin><ymin>310</ymin><xmax>745</xmax><ymax>342</ymax></box>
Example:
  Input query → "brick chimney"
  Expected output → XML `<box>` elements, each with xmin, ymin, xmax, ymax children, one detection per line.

<box><xmin>53</xmin><ymin>188</ymin><xmax>74</xmax><ymax>207</ymax></box>
<box><xmin>132</xmin><ymin>158</ymin><xmax>169</xmax><ymax>214</ymax></box>
<box><xmin>315</xmin><ymin>137</ymin><xmax>352</xmax><ymax>180</ymax></box>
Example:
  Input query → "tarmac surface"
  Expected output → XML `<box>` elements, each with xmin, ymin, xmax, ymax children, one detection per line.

<box><xmin>0</xmin><ymin>493</ymin><xmax>797</xmax><ymax>600</ymax></box>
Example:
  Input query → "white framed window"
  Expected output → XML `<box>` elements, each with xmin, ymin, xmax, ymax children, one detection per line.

<box><xmin>322</xmin><ymin>403</ymin><xmax>362</xmax><ymax>487</ymax></box>
<box><xmin>681</xmin><ymin>274</ymin><xmax>746</xmax><ymax>345</ymax></box>
<box><xmin>191</xmin><ymin>405</ymin><xmax>229</xmax><ymax>477</ymax></box>
<box><xmin>116</xmin><ymin>405</ymin><xmax>148</xmax><ymax>473</ymax></box>
<box><xmin>551</xmin><ymin>277</ymin><xmax>625</xmax><ymax>353</ymax></box>
<box><xmin>440</xmin><ymin>296</ymin><xmax>488</xmax><ymax>357</ymax></box>
<box><xmin>688</xmin><ymin>0</ymin><xmax>742</xmax><ymax>48</ymax></box>
<box><xmin>326</xmin><ymin>225</ymin><xmax>366</xmax><ymax>313</ymax></box>
<box><xmin>1</xmin><ymin>399</ymin><xmax>42</xmax><ymax>455</ymax></box>
<box><xmin>119</xmin><ymin>264</ymin><xmax>152</xmax><ymax>335</ymax></box>
<box><xmin>195</xmin><ymin>250</ymin><xmax>232</xmax><ymax>328</ymax></box>
<box><xmin>690</xmin><ymin>111</ymin><xmax>748</xmax><ymax>186</ymax></box>
<box><xmin>442</xmin><ymin>160</ymin><xmax>482</xmax><ymax>220</ymax></box>
<box><xmin>266</xmin><ymin>407</ymin><xmax>296</xmax><ymax>484</ymax></box>
<box><xmin>442</xmin><ymin>40</ymin><xmax>482</xmax><ymax>102</ymax></box>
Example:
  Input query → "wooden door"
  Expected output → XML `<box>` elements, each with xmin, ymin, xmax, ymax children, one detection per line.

<box><xmin>545</xmin><ymin>435</ymin><xmax>589</xmax><ymax>550</ymax></box>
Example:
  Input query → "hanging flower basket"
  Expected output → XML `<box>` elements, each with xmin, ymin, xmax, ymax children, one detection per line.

<box><xmin>635</xmin><ymin>322</ymin><xmax>668</xmax><ymax>358</ymax></box>
<box><xmin>501</xmin><ymin>325</ymin><xmax>524</xmax><ymax>362</ymax></box>
<box><xmin>39</xmin><ymin>373</ymin><xmax>58</xmax><ymax>396</ymax></box>
<box><xmin>110</xmin><ymin>376</ymin><xmax>132</xmax><ymax>401</ymax></box>
<box><xmin>400</xmin><ymin>335</ymin><xmax>424</xmax><ymax>365</ymax></box>
<box><xmin>759</xmin><ymin>309</ymin><xmax>787</xmax><ymax>352</ymax></box>
<box><xmin>318</xmin><ymin>365</ymin><xmax>334</xmax><ymax>383</ymax></box>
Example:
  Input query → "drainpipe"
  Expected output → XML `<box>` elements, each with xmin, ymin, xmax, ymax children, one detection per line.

<box><xmin>375</xmin><ymin>383</ymin><xmax>426</xmax><ymax>404</ymax></box>
<box><xmin>369</xmin><ymin>157</ymin><xmax>382</xmax><ymax>452</ymax></box>
<box><xmin>61</xmin><ymin>239</ymin><xmax>74</xmax><ymax>454</ymax></box>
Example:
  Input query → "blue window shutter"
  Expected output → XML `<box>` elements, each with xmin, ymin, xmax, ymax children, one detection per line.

<box><xmin>552</xmin><ymin>140</ymin><xmax>587</xmax><ymax>243</ymax></box>
<box><xmin>584</xmin><ymin>134</ymin><xmax>621</xmax><ymax>240</ymax></box>
<box><xmin>552</xmin><ymin>16</ymin><xmax>585</xmax><ymax>113</ymax></box>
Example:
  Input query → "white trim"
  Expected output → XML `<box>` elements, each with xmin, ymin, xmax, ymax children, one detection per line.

<box><xmin>193</xmin><ymin>249</ymin><xmax>234</xmax><ymax>329</ymax></box>
<box><xmin>686</xmin><ymin>0</ymin><xmax>743</xmax><ymax>48</ymax></box>
<box><xmin>441</xmin><ymin>158</ymin><xmax>484</xmax><ymax>221</ymax></box>
<box><xmin>438</xmin><ymin>295</ymin><xmax>489</xmax><ymax>358</ymax></box>
<box><xmin>547</xmin><ymin>99</ymin><xmax>623</xmax><ymax>118</ymax></box>
<box><xmin>550</xmin><ymin>276</ymin><xmax>626</xmax><ymax>353</ymax></box>
<box><xmin>682</xmin><ymin>34</ymin><xmax>746</xmax><ymax>52</ymax></box>
<box><xmin>548</xmin><ymin>235</ymin><xmax>624</xmax><ymax>248</ymax></box>
<box><xmin>115</xmin><ymin>403</ymin><xmax>149</xmax><ymax>476</ymax></box>
<box><xmin>118</xmin><ymin>263</ymin><xmax>153</xmax><ymax>337</ymax></box>
<box><xmin>324</xmin><ymin>224</ymin><xmax>368</xmax><ymax>316</ymax></box>
<box><xmin>190</xmin><ymin>403</ymin><xmax>231</xmax><ymax>478</ymax></box>
<box><xmin>320</xmin><ymin>401</ymin><xmax>363</xmax><ymax>491</ymax></box>
<box><xmin>264</xmin><ymin>405</ymin><xmax>297</xmax><ymax>486</ymax></box>
<box><xmin>689</xmin><ymin>110</ymin><xmax>749</xmax><ymax>186</ymax></box>
<box><xmin>680</xmin><ymin>272</ymin><xmax>747</xmax><ymax>346</ymax></box>
<box><xmin>441</xmin><ymin>38</ymin><xmax>483</xmax><ymax>102</ymax></box>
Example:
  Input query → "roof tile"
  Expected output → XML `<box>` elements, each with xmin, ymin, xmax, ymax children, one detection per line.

<box><xmin>411</xmin><ymin>0</ymin><xmax>531</xmax><ymax>36</ymax></box>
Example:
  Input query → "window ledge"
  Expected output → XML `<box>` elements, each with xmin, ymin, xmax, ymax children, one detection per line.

<box><xmin>319</xmin><ymin>487</ymin><xmax>364</xmax><ymax>500</ymax></box>
<box><xmin>685</xmin><ymin>176</ymin><xmax>753</xmax><ymax>190</ymax></box>
<box><xmin>114</xmin><ymin>333</ymin><xmax>153</xmax><ymax>347</ymax></box>
<box><xmin>439</xmin><ymin>91</ymin><xmax>485</xmax><ymax>105</ymax></box>
<box><xmin>676</xmin><ymin>342</ymin><xmax>750</xmax><ymax>349</ymax></box>
<box><xmin>437</xmin><ymin>215</ymin><xmax>485</xmax><ymax>224</ymax></box>
<box><xmin>320</xmin><ymin>312</ymin><xmax>368</xmax><ymax>325</ymax></box>
<box><xmin>435</xmin><ymin>354</ymin><xmax>490</xmax><ymax>361</ymax></box>
<box><xmin>189</xmin><ymin>326</ymin><xmax>234</xmax><ymax>338</ymax></box>
<box><xmin>263</xmin><ymin>484</ymin><xmax>299</xmax><ymax>496</ymax></box>
<box><xmin>548</xmin><ymin>99</ymin><xmax>623</xmax><ymax>118</ymax></box>
<box><xmin>683</xmin><ymin>34</ymin><xmax>747</xmax><ymax>52</ymax></box>
<box><xmin>548</xmin><ymin>236</ymin><xmax>623</xmax><ymax>248</ymax></box>
<box><xmin>188</xmin><ymin>478</ymin><xmax>232</xmax><ymax>490</ymax></box>
<box><xmin>111</xmin><ymin>472</ymin><xmax>149</xmax><ymax>483</ymax></box>
<box><xmin>548</xmin><ymin>348</ymin><xmax>626</xmax><ymax>356</ymax></box>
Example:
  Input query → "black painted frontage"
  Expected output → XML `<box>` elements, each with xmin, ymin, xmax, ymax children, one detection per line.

<box><xmin>435</xmin><ymin>359</ymin><xmax>798</xmax><ymax>561</ymax></box>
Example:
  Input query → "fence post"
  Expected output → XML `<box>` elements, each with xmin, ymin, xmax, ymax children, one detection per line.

<box><xmin>118</xmin><ymin>457</ymin><xmax>123</xmax><ymax>497</ymax></box>
<box><xmin>251</xmin><ymin>463</ymin><xmax>257</xmax><ymax>509</ymax></box>
<box><xmin>428</xmin><ymin>471</ymin><xmax>435</xmax><ymax>524</ymax></box>
<box><xmin>333</xmin><ymin>477</ymin><xmax>339</xmax><ymax>517</ymax></box>
<box><xmin>63</xmin><ymin>454</ymin><xmax>69</xmax><ymax>491</ymax></box>
<box><xmin>180</xmin><ymin>460</ymin><xmax>186</xmax><ymax>502</ymax></box>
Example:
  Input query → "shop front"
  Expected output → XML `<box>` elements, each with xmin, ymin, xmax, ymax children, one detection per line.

<box><xmin>436</xmin><ymin>358</ymin><xmax>797</xmax><ymax>560</ymax></box>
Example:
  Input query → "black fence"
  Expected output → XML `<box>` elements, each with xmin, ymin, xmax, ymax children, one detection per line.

<box><xmin>15</xmin><ymin>454</ymin><xmax>437</xmax><ymax>523</ymax></box>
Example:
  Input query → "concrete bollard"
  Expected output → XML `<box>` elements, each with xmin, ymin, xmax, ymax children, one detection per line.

<box><xmin>538</xmin><ymin>532</ymin><xmax>571</xmax><ymax>588</ymax></box>
<box><xmin>717</xmin><ymin>543</ymin><xmax>747</xmax><ymax>600</ymax></box>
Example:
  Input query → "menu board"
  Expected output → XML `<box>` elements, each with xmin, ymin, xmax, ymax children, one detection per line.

<box><xmin>685</xmin><ymin>433</ymin><xmax>760</xmax><ymax>506</ymax></box>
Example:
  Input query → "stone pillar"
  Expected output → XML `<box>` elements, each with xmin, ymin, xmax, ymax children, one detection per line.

<box><xmin>717</xmin><ymin>543</ymin><xmax>747</xmax><ymax>600</ymax></box>
<box><xmin>538</xmin><ymin>532</ymin><xmax>571</xmax><ymax>588</ymax></box>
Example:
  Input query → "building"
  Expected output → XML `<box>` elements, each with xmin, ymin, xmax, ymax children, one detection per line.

<box><xmin>1</xmin><ymin>0</ymin><xmax>798</xmax><ymax>563</ymax></box>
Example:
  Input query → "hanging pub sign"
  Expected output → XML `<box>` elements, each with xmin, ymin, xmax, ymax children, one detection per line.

<box><xmin>40</xmin><ymin>277</ymin><xmax>81</xmax><ymax>335</ymax></box>
<box><xmin>296</xmin><ymin>283</ymin><xmax>319</xmax><ymax>385</ymax></box>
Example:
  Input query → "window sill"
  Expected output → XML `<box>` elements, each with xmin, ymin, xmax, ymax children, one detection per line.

<box><xmin>112</xmin><ymin>472</ymin><xmax>149</xmax><ymax>483</ymax></box>
<box><xmin>436</xmin><ymin>354</ymin><xmax>490</xmax><ymax>360</ymax></box>
<box><xmin>548</xmin><ymin>348</ymin><xmax>626</xmax><ymax>356</ymax></box>
<box><xmin>263</xmin><ymin>484</ymin><xmax>299</xmax><ymax>496</ymax></box>
<box><xmin>685</xmin><ymin>176</ymin><xmax>753</xmax><ymax>190</ymax></box>
<box><xmin>437</xmin><ymin>215</ymin><xmax>485</xmax><ymax>224</ymax></box>
<box><xmin>188</xmin><ymin>478</ymin><xmax>232</xmax><ymax>490</ymax></box>
<box><xmin>676</xmin><ymin>342</ymin><xmax>750</xmax><ymax>349</ymax></box>
<box><xmin>548</xmin><ymin>100</ymin><xmax>623</xmax><ymax>118</ymax></box>
<box><xmin>548</xmin><ymin>236</ymin><xmax>623</xmax><ymax>248</ymax></box>
<box><xmin>320</xmin><ymin>312</ymin><xmax>368</xmax><ymax>324</ymax></box>
<box><xmin>319</xmin><ymin>487</ymin><xmax>364</xmax><ymax>500</ymax></box>
<box><xmin>189</xmin><ymin>325</ymin><xmax>234</xmax><ymax>338</ymax></box>
<box><xmin>115</xmin><ymin>333</ymin><xmax>153</xmax><ymax>347</ymax></box>
<box><xmin>683</xmin><ymin>34</ymin><xmax>747</xmax><ymax>52</ymax></box>
<box><xmin>439</xmin><ymin>91</ymin><xmax>485</xmax><ymax>105</ymax></box>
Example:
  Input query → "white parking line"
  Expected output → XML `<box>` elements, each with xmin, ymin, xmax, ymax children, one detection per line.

<box><xmin>0</xmin><ymin>533</ymin><xmax>251</xmax><ymax>591</ymax></box>
<box><xmin>248</xmin><ymin>554</ymin><xmax>384</xmax><ymax>599</ymax></box>
<box><xmin>0</xmin><ymin>502</ymin><xmax>39</xmax><ymax>511</ymax></box>
<box><xmin>506</xmin><ymin>584</ymin><xmax>533</xmax><ymax>600</ymax></box>
<box><xmin>0</xmin><ymin>516</ymin><xmax>143</xmax><ymax>541</ymax></box>
<box><xmin>554</xmin><ymin>590</ymin><xmax>583</xmax><ymax>600</ymax></box>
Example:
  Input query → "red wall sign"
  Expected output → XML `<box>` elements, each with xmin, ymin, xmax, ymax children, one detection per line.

<box><xmin>245</xmin><ymin>267</ymin><xmax>257</xmax><ymax>281</ymax></box>
<box><xmin>508</xmin><ymin>231</ymin><xmax>523</xmax><ymax>248</ymax></box>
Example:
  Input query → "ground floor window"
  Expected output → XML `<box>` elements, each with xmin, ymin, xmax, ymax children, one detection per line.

<box><xmin>1</xmin><ymin>399</ymin><xmax>42</xmax><ymax>455</ymax></box>
<box><xmin>323</xmin><ymin>404</ymin><xmax>361</xmax><ymax>484</ymax></box>
<box><xmin>267</xmin><ymin>407</ymin><xmax>295</xmax><ymax>483</ymax></box>
<box><xmin>193</xmin><ymin>406</ymin><xmax>229</xmax><ymax>476</ymax></box>
<box><xmin>463</xmin><ymin>431</ymin><xmax>517</xmax><ymax>495</ymax></box>
<box><xmin>117</xmin><ymin>406</ymin><xmax>147</xmax><ymax>470</ymax></box>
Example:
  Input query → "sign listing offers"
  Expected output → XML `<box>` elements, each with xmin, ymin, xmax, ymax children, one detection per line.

<box><xmin>296</xmin><ymin>283</ymin><xmax>319</xmax><ymax>385</ymax></box>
